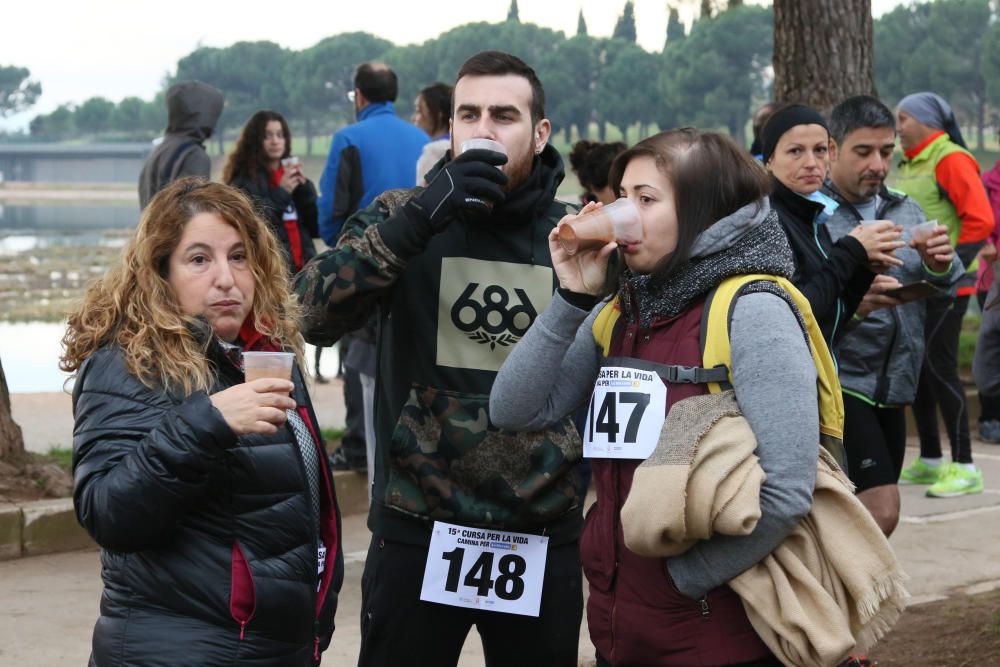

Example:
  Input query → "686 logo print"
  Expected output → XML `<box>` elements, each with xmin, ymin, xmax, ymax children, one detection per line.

<box><xmin>450</xmin><ymin>283</ymin><xmax>537</xmax><ymax>350</ymax></box>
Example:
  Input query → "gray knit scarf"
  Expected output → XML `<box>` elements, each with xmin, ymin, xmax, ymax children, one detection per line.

<box><xmin>620</xmin><ymin>206</ymin><xmax>796</xmax><ymax>327</ymax></box>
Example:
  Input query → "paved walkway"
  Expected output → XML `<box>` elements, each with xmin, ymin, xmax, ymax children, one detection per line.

<box><xmin>4</xmin><ymin>441</ymin><xmax>1000</xmax><ymax>665</ymax></box>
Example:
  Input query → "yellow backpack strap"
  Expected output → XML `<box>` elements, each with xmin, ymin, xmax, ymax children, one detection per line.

<box><xmin>592</xmin><ymin>296</ymin><xmax>622</xmax><ymax>357</ymax></box>
<box><xmin>702</xmin><ymin>274</ymin><xmax>847</xmax><ymax>470</ymax></box>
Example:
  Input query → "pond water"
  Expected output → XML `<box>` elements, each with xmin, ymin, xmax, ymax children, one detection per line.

<box><xmin>0</xmin><ymin>320</ymin><xmax>339</xmax><ymax>394</ymax></box>
<box><xmin>0</xmin><ymin>200</ymin><xmax>338</xmax><ymax>393</ymax></box>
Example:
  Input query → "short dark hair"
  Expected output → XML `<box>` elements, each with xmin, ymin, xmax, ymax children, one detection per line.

<box><xmin>354</xmin><ymin>63</ymin><xmax>398</xmax><ymax>104</ymax></box>
<box><xmin>829</xmin><ymin>95</ymin><xmax>895</xmax><ymax>145</ymax></box>
<box><xmin>569</xmin><ymin>140</ymin><xmax>626</xmax><ymax>191</ymax></box>
<box><xmin>418</xmin><ymin>82</ymin><xmax>453</xmax><ymax>137</ymax></box>
<box><xmin>609</xmin><ymin>128</ymin><xmax>771</xmax><ymax>284</ymax></box>
<box><xmin>455</xmin><ymin>51</ymin><xmax>545</xmax><ymax>126</ymax></box>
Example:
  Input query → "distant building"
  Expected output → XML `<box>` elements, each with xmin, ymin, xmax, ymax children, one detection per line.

<box><xmin>0</xmin><ymin>143</ymin><xmax>152</xmax><ymax>184</ymax></box>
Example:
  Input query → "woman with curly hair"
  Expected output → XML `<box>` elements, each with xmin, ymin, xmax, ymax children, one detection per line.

<box><xmin>61</xmin><ymin>178</ymin><xmax>342</xmax><ymax>666</ymax></box>
<box><xmin>224</xmin><ymin>110</ymin><xmax>319</xmax><ymax>276</ymax></box>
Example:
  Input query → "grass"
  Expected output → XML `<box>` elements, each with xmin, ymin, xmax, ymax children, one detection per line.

<box><xmin>320</xmin><ymin>427</ymin><xmax>346</xmax><ymax>445</ymax></box>
<box><xmin>44</xmin><ymin>446</ymin><xmax>73</xmax><ymax>471</ymax></box>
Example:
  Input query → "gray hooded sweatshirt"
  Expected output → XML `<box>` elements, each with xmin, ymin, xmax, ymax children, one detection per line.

<box><xmin>138</xmin><ymin>81</ymin><xmax>224</xmax><ymax>209</ymax></box>
<box><xmin>490</xmin><ymin>200</ymin><xmax>820</xmax><ymax>599</ymax></box>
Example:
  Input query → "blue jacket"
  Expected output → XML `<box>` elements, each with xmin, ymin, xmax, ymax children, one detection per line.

<box><xmin>318</xmin><ymin>102</ymin><xmax>429</xmax><ymax>244</ymax></box>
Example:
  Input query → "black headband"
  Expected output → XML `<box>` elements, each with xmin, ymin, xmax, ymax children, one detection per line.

<box><xmin>761</xmin><ymin>105</ymin><xmax>829</xmax><ymax>163</ymax></box>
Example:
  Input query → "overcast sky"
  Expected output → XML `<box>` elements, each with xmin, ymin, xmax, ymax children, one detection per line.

<box><xmin>2</xmin><ymin>0</ymin><xmax>915</xmax><ymax>131</ymax></box>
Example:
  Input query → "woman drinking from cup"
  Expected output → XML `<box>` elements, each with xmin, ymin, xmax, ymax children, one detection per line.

<box><xmin>762</xmin><ymin>104</ymin><xmax>904</xmax><ymax>345</ymax></box>
<box><xmin>491</xmin><ymin>129</ymin><xmax>822</xmax><ymax>666</ymax></box>
<box><xmin>60</xmin><ymin>178</ymin><xmax>342</xmax><ymax>666</ymax></box>
<box><xmin>224</xmin><ymin>110</ymin><xmax>319</xmax><ymax>277</ymax></box>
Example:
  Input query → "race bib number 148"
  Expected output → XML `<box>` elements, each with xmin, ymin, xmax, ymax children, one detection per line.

<box><xmin>420</xmin><ymin>521</ymin><xmax>549</xmax><ymax>617</ymax></box>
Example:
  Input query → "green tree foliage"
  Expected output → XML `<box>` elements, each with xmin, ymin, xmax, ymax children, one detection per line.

<box><xmin>507</xmin><ymin>0</ymin><xmax>520</xmax><ymax>22</ymax></box>
<box><xmin>983</xmin><ymin>22</ymin><xmax>1000</xmax><ymax>111</ymax></box>
<box><xmin>74</xmin><ymin>97</ymin><xmax>115</xmax><ymax>134</ymax></box>
<box><xmin>594</xmin><ymin>41</ymin><xmax>661</xmax><ymax>141</ymax></box>
<box><xmin>538</xmin><ymin>35</ymin><xmax>602</xmax><ymax>139</ymax></box>
<box><xmin>613</xmin><ymin>1</ymin><xmax>638</xmax><ymax>42</ymax></box>
<box><xmin>175</xmin><ymin>40</ymin><xmax>291</xmax><ymax>151</ymax></box>
<box><xmin>874</xmin><ymin>0</ymin><xmax>994</xmax><ymax>148</ymax></box>
<box><xmin>660</xmin><ymin>4</ymin><xmax>773</xmax><ymax>144</ymax></box>
<box><xmin>29</xmin><ymin>104</ymin><xmax>75</xmax><ymax>140</ymax></box>
<box><xmin>286</xmin><ymin>32</ymin><xmax>393</xmax><ymax>153</ymax></box>
<box><xmin>577</xmin><ymin>9</ymin><xmax>588</xmax><ymax>36</ymax></box>
<box><xmin>0</xmin><ymin>65</ymin><xmax>42</xmax><ymax>117</ymax></box>
<box><xmin>664</xmin><ymin>7</ymin><xmax>686</xmax><ymax>50</ymax></box>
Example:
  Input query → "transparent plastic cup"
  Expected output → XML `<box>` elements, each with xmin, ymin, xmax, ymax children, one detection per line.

<box><xmin>459</xmin><ymin>138</ymin><xmax>507</xmax><ymax>168</ymax></box>
<box><xmin>557</xmin><ymin>198</ymin><xmax>643</xmax><ymax>255</ymax></box>
<box><xmin>242</xmin><ymin>351</ymin><xmax>294</xmax><ymax>383</ymax></box>
<box><xmin>909</xmin><ymin>220</ymin><xmax>939</xmax><ymax>244</ymax></box>
<box><xmin>458</xmin><ymin>139</ymin><xmax>507</xmax><ymax>208</ymax></box>
<box><xmin>281</xmin><ymin>156</ymin><xmax>300</xmax><ymax>169</ymax></box>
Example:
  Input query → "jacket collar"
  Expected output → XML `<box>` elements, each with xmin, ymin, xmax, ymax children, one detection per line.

<box><xmin>357</xmin><ymin>101</ymin><xmax>396</xmax><ymax>122</ymax></box>
<box><xmin>903</xmin><ymin>130</ymin><xmax>946</xmax><ymax>161</ymax></box>
<box><xmin>770</xmin><ymin>175</ymin><xmax>826</xmax><ymax>224</ymax></box>
<box><xmin>821</xmin><ymin>179</ymin><xmax>905</xmax><ymax>220</ymax></box>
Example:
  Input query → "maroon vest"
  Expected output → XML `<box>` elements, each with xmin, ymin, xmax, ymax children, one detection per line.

<box><xmin>581</xmin><ymin>299</ymin><xmax>772</xmax><ymax>666</ymax></box>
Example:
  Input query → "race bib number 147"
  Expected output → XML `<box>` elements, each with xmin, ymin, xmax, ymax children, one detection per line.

<box><xmin>583</xmin><ymin>366</ymin><xmax>667</xmax><ymax>459</ymax></box>
<box><xmin>420</xmin><ymin>521</ymin><xmax>549</xmax><ymax>617</ymax></box>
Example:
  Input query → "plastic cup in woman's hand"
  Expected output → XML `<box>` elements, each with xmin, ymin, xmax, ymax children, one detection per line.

<box><xmin>557</xmin><ymin>198</ymin><xmax>643</xmax><ymax>255</ymax></box>
<box><xmin>242</xmin><ymin>351</ymin><xmax>294</xmax><ymax>383</ymax></box>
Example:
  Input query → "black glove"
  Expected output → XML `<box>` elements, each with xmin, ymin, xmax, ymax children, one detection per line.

<box><xmin>378</xmin><ymin>148</ymin><xmax>508</xmax><ymax>258</ymax></box>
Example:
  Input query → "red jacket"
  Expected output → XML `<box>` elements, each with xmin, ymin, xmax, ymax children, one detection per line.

<box><xmin>581</xmin><ymin>299</ymin><xmax>772</xmax><ymax>666</ymax></box>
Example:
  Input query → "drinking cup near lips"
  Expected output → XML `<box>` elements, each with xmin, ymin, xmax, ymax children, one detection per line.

<box><xmin>557</xmin><ymin>198</ymin><xmax>643</xmax><ymax>255</ymax></box>
<box><xmin>242</xmin><ymin>351</ymin><xmax>295</xmax><ymax>384</ymax></box>
<box><xmin>909</xmin><ymin>220</ymin><xmax>939</xmax><ymax>244</ymax></box>
<box><xmin>459</xmin><ymin>139</ymin><xmax>507</xmax><ymax>168</ymax></box>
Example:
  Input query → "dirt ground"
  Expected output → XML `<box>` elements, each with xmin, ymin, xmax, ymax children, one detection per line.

<box><xmin>870</xmin><ymin>589</ymin><xmax>1000</xmax><ymax>665</ymax></box>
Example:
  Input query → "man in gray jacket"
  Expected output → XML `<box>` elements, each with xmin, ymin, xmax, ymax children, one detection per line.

<box><xmin>823</xmin><ymin>96</ymin><xmax>962</xmax><ymax>535</ymax></box>
<box><xmin>138</xmin><ymin>81</ymin><xmax>224</xmax><ymax>209</ymax></box>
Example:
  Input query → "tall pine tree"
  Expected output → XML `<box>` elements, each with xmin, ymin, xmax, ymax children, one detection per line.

<box><xmin>664</xmin><ymin>6</ymin><xmax>685</xmax><ymax>51</ymax></box>
<box><xmin>507</xmin><ymin>0</ymin><xmax>520</xmax><ymax>22</ymax></box>
<box><xmin>577</xmin><ymin>8</ymin><xmax>588</xmax><ymax>36</ymax></box>
<box><xmin>613</xmin><ymin>1</ymin><xmax>637</xmax><ymax>42</ymax></box>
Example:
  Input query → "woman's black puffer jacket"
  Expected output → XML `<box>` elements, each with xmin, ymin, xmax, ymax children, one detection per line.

<box><xmin>72</xmin><ymin>334</ymin><xmax>342</xmax><ymax>667</ymax></box>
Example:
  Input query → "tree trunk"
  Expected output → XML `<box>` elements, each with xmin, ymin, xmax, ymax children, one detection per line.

<box><xmin>773</xmin><ymin>0</ymin><xmax>877</xmax><ymax>114</ymax></box>
<box><xmin>976</xmin><ymin>95</ymin><xmax>985</xmax><ymax>150</ymax></box>
<box><xmin>0</xmin><ymin>357</ymin><xmax>25</xmax><ymax>460</ymax></box>
<box><xmin>305</xmin><ymin>115</ymin><xmax>314</xmax><ymax>157</ymax></box>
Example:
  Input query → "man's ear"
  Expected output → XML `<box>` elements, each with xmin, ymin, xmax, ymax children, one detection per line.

<box><xmin>534</xmin><ymin>119</ymin><xmax>552</xmax><ymax>154</ymax></box>
<box><xmin>828</xmin><ymin>138</ymin><xmax>839</xmax><ymax>164</ymax></box>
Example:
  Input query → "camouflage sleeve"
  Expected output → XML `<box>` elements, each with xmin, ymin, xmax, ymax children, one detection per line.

<box><xmin>294</xmin><ymin>189</ymin><xmax>413</xmax><ymax>346</ymax></box>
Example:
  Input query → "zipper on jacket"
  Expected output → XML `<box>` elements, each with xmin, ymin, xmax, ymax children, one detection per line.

<box><xmin>240</xmin><ymin>620</ymin><xmax>248</xmax><ymax>641</ymax></box>
<box><xmin>698</xmin><ymin>596</ymin><xmax>711</xmax><ymax>620</ymax></box>
<box><xmin>313</xmin><ymin>635</ymin><xmax>321</xmax><ymax>661</ymax></box>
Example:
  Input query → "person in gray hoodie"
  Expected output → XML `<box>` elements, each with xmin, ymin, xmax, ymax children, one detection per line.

<box><xmin>138</xmin><ymin>80</ymin><xmax>224</xmax><ymax>210</ymax></box>
<box><xmin>822</xmin><ymin>96</ymin><xmax>962</xmax><ymax>534</ymax></box>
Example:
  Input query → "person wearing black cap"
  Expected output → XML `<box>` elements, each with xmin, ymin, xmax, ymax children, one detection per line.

<box><xmin>762</xmin><ymin>103</ymin><xmax>904</xmax><ymax>346</ymax></box>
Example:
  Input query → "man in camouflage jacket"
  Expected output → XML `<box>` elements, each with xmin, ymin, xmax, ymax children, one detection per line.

<box><xmin>295</xmin><ymin>51</ymin><xmax>584</xmax><ymax>666</ymax></box>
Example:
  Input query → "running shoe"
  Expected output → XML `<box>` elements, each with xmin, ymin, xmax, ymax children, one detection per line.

<box><xmin>926</xmin><ymin>463</ymin><xmax>984</xmax><ymax>498</ymax></box>
<box><xmin>979</xmin><ymin>419</ymin><xmax>1000</xmax><ymax>443</ymax></box>
<box><xmin>899</xmin><ymin>458</ymin><xmax>944</xmax><ymax>485</ymax></box>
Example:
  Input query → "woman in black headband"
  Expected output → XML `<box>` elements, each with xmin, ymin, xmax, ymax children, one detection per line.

<box><xmin>763</xmin><ymin>104</ymin><xmax>903</xmax><ymax>347</ymax></box>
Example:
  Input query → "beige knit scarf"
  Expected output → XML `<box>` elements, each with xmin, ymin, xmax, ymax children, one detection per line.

<box><xmin>621</xmin><ymin>391</ymin><xmax>909</xmax><ymax>667</ymax></box>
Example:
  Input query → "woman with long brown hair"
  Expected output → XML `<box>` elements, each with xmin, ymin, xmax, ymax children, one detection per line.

<box><xmin>224</xmin><ymin>110</ymin><xmax>319</xmax><ymax>277</ymax></box>
<box><xmin>61</xmin><ymin>178</ymin><xmax>342</xmax><ymax>666</ymax></box>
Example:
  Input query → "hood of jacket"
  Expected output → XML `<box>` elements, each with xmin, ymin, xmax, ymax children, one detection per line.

<box><xmin>166</xmin><ymin>81</ymin><xmax>224</xmax><ymax>142</ymax></box>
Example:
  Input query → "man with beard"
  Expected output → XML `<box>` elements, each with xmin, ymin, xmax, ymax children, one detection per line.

<box><xmin>821</xmin><ymin>96</ymin><xmax>961</xmax><ymax>536</ymax></box>
<box><xmin>295</xmin><ymin>51</ymin><xmax>584</xmax><ymax>666</ymax></box>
